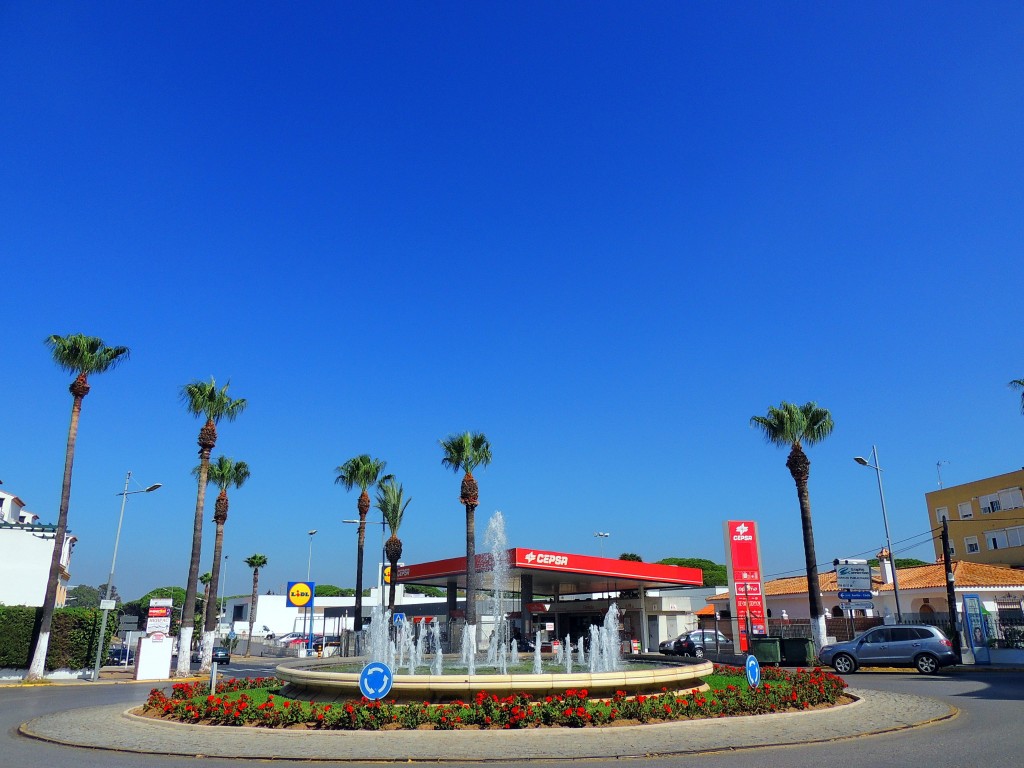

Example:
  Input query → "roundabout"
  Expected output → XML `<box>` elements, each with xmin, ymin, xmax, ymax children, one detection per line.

<box><xmin>18</xmin><ymin>687</ymin><xmax>955</xmax><ymax>761</ymax></box>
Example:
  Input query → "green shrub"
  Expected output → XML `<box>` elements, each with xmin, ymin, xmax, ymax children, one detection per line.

<box><xmin>0</xmin><ymin>605</ymin><xmax>116</xmax><ymax>671</ymax></box>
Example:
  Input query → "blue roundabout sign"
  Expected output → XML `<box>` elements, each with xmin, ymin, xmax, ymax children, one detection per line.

<box><xmin>358</xmin><ymin>662</ymin><xmax>394</xmax><ymax>700</ymax></box>
<box><xmin>745</xmin><ymin>653</ymin><xmax>761</xmax><ymax>689</ymax></box>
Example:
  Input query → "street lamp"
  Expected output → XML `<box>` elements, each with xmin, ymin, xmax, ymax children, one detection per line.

<box><xmin>91</xmin><ymin>471</ymin><xmax>161</xmax><ymax>681</ymax></box>
<box><xmin>594</xmin><ymin>531</ymin><xmax>610</xmax><ymax>557</ymax></box>
<box><xmin>343</xmin><ymin>518</ymin><xmax>387</xmax><ymax>608</ymax></box>
<box><xmin>854</xmin><ymin>446</ymin><xmax>904</xmax><ymax>623</ymax></box>
<box><xmin>307</xmin><ymin>529</ymin><xmax>318</xmax><ymax>580</ymax></box>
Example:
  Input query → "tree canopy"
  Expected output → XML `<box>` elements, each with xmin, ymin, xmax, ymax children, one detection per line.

<box><xmin>657</xmin><ymin>557</ymin><xmax>728</xmax><ymax>587</ymax></box>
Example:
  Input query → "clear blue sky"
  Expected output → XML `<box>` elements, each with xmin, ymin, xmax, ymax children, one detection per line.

<box><xmin>2</xmin><ymin>3</ymin><xmax>1022</xmax><ymax>601</ymax></box>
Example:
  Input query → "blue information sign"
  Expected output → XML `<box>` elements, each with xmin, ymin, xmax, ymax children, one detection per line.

<box><xmin>393</xmin><ymin>612</ymin><xmax>406</xmax><ymax>627</ymax></box>
<box><xmin>358</xmin><ymin>662</ymin><xmax>394</xmax><ymax>700</ymax></box>
<box><xmin>838</xmin><ymin>590</ymin><xmax>873</xmax><ymax>600</ymax></box>
<box><xmin>745</xmin><ymin>653</ymin><xmax>761</xmax><ymax>689</ymax></box>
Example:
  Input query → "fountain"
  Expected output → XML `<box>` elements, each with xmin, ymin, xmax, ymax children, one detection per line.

<box><xmin>277</xmin><ymin>511</ymin><xmax>712</xmax><ymax>703</ymax></box>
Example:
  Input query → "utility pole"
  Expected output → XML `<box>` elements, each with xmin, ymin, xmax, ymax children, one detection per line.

<box><xmin>941</xmin><ymin>518</ymin><xmax>961</xmax><ymax>660</ymax></box>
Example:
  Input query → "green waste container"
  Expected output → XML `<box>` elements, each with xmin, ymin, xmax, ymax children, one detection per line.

<box><xmin>781</xmin><ymin>637</ymin><xmax>815</xmax><ymax>666</ymax></box>
<box><xmin>750</xmin><ymin>637</ymin><xmax>781</xmax><ymax>665</ymax></box>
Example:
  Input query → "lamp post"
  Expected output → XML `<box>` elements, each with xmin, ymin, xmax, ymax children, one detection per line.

<box><xmin>307</xmin><ymin>529</ymin><xmax>317</xmax><ymax>580</ymax></box>
<box><xmin>594</xmin><ymin>531</ymin><xmax>610</xmax><ymax>557</ymax></box>
<box><xmin>304</xmin><ymin>530</ymin><xmax>317</xmax><ymax>646</ymax></box>
<box><xmin>91</xmin><ymin>471</ymin><xmax>161</xmax><ymax>681</ymax></box>
<box><xmin>854</xmin><ymin>446</ymin><xmax>903</xmax><ymax>623</ymax></box>
<box><xmin>343</xmin><ymin>518</ymin><xmax>386</xmax><ymax>608</ymax></box>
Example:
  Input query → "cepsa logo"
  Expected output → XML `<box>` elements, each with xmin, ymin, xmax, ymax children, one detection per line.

<box><xmin>523</xmin><ymin>551</ymin><xmax>569</xmax><ymax>566</ymax></box>
<box><xmin>287</xmin><ymin>582</ymin><xmax>313</xmax><ymax>607</ymax></box>
<box><xmin>732</xmin><ymin>523</ymin><xmax>754</xmax><ymax>542</ymax></box>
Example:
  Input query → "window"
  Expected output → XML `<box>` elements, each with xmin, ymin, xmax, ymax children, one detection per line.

<box><xmin>863</xmin><ymin>628</ymin><xmax>889</xmax><ymax>644</ymax></box>
<box><xmin>958</xmin><ymin>501</ymin><xmax>974</xmax><ymax>520</ymax></box>
<box><xmin>988</xmin><ymin>530</ymin><xmax>1009</xmax><ymax>550</ymax></box>
<box><xmin>965</xmin><ymin>536</ymin><xmax>980</xmax><ymax>554</ymax></box>
<box><xmin>1008</xmin><ymin>527</ymin><xmax>1024</xmax><ymax>548</ymax></box>
<box><xmin>979</xmin><ymin>493</ymin><xmax>1000</xmax><ymax>514</ymax></box>
<box><xmin>935</xmin><ymin>506</ymin><xmax>949</xmax><ymax>524</ymax></box>
<box><xmin>949</xmin><ymin>541</ymin><xmax>956</xmax><ymax>556</ymax></box>
<box><xmin>999</xmin><ymin>487</ymin><xmax>1024</xmax><ymax>511</ymax></box>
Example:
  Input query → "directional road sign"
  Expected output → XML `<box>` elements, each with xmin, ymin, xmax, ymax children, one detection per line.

<box><xmin>841</xmin><ymin>600</ymin><xmax>875</xmax><ymax>610</ymax></box>
<box><xmin>358</xmin><ymin>662</ymin><xmax>394</xmax><ymax>700</ymax></box>
<box><xmin>745</xmin><ymin>654</ymin><xmax>761</xmax><ymax>688</ymax></box>
<box><xmin>838</xmin><ymin>590</ymin><xmax>873</xmax><ymax>600</ymax></box>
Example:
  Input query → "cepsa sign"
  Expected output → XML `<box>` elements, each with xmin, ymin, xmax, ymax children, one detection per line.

<box><xmin>723</xmin><ymin>520</ymin><xmax>766</xmax><ymax>652</ymax></box>
<box><xmin>287</xmin><ymin>581</ymin><xmax>315</xmax><ymax>608</ymax></box>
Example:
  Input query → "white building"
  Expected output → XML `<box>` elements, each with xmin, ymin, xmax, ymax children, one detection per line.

<box><xmin>0</xmin><ymin>489</ymin><xmax>76</xmax><ymax>607</ymax></box>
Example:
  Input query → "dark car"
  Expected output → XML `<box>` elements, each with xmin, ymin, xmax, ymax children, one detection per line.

<box><xmin>190</xmin><ymin>646</ymin><xmax>232</xmax><ymax>664</ymax></box>
<box><xmin>106</xmin><ymin>646</ymin><xmax>134</xmax><ymax>665</ymax></box>
<box><xmin>659</xmin><ymin>630</ymin><xmax>732</xmax><ymax>658</ymax></box>
<box><xmin>819</xmin><ymin>624</ymin><xmax>957</xmax><ymax>675</ymax></box>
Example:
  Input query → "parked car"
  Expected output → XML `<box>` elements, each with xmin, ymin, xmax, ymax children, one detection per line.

<box><xmin>190</xmin><ymin>646</ymin><xmax>232</xmax><ymax>664</ymax></box>
<box><xmin>659</xmin><ymin>630</ymin><xmax>732</xmax><ymax>658</ymax></box>
<box><xmin>819</xmin><ymin>624</ymin><xmax>958</xmax><ymax>675</ymax></box>
<box><xmin>287</xmin><ymin>634</ymin><xmax>322</xmax><ymax>647</ymax></box>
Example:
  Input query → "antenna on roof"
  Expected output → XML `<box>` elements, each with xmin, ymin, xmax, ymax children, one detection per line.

<box><xmin>936</xmin><ymin>460</ymin><xmax>949</xmax><ymax>489</ymax></box>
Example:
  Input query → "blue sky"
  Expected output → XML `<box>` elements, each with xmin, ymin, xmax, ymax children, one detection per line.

<box><xmin>2</xmin><ymin>3</ymin><xmax>1022</xmax><ymax>602</ymax></box>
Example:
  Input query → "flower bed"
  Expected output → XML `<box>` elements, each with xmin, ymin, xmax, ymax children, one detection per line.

<box><xmin>143</xmin><ymin>665</ymin><xmax>847</xmax><ymax>730</ymax></box>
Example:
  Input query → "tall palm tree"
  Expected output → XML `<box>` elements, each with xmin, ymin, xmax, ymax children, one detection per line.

<box><xmin>750</xmin><ymin>401</ymin><xmax>834</xmax><ymax>649</ymax></box>
<box><xmin>176</xmin><ymin>378</ymin><xmax>246</xmax><ymax>677</ymax></box>
<box><xmin>27</xmin><ymin>334</ymin><xmax>129</xmax><ymax>680</ymax></box>
<box><xmin>243</xmin><ymin>553</ymin><xmax>268</xmax><ymax>656</ymax></box>
<box><xmin>1010</xmin><ymin>378</ymin><xmax>1024</xmax><ymax>414</ymax></box>
<box><xmin>194</xmin><ymin>455</ymin><xmax>250</xmax><ymax>670</ymax></box>
<box><xmin>376</xmin><ymin>479</ymin><xmax>411</xmax><ymax>612</ymax></box>
<box><xmin>334</xmin><ymin>455</ymin><xmax>390</xmax><ymax>628</ymax></box>
<box><xmin>439</xmin><ymin>431</ymin><xmax>492</xmax><ymax>628</ymax></box>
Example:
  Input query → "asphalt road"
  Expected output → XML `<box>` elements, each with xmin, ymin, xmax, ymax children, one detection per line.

<box><xmin>4</xmin><ymin>664</ymin><xmax>1023</xmax><ymax>767</ymax></box>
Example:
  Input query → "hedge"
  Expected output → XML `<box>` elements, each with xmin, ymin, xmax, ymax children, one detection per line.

<box><xmin>0</xmin><ymin>606</ymin><xmax>117</xmax><ymax>671</ymax></box>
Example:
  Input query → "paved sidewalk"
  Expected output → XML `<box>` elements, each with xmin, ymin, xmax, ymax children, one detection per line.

<box><xmin>19</xmin><ymin>689</ymin><xmax>955</xmax><ymax>761</ymax></box>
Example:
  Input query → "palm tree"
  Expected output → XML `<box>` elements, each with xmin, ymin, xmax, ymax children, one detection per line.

<box><xmin>27</xmin><ymin>334</ymin><xmax>129</xmax><ymax>680</ymax></box>
<box><xmin>176</xmin><ymin>378</ymin><xmax>246</xmax><ymax>677</ymax></box>
<box><xmin>376</xmin><ymin>479</ymin><xmax>411</xmax><ymax>612</ymax></box>
<box><xmin>193</xmin><ymin>455</ymin><xmax>250</xmax><ymax>670</ymax></box>
<box><xmin>750</xmin><ymin>401</ymin><xmax>834</xmax><ymax>649</ymax></box>
<box><xmin>243</xmin><ymin>553</ymin><xmax>268</xmax><ymax>656</ymax></box>
<box><xmin>1010</xmin><ymin>378</ymin><xmax>1024</xmax><ymax>414</ymax></box>
<box><xmin>439</xmin><ymin>431</ymin><xmax>492</xmax><ymax>628</ymax></box>
<box><xmin>334</xmin><ymin>455</ymin><xmax>390</xmax><ymax>629</ymax></box>
<box><xmin>199</xmin><ymin>572</ymin><xmax>213</xmax><ymax>633</ymax></box>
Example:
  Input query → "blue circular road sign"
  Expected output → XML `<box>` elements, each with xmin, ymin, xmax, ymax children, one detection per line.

<box><xmin>745</xmin><ymin>653</ymin><xmax>761</xmax><ymax>688</ymax></box>
<box><xmin>358</xmin><ymin>662</ymin><xmax>394</xmax><ymax>700</ymax></box>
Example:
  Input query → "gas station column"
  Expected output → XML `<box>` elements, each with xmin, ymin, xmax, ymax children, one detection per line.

<box><xmin>520</xmin><ymin>575</ymin><xmax>534</xmax><ymax>635</ymax></box>
<box><xmin>447</xmin><ymin>580</ymin><xmax>458</xmax><ymax>618</ymax></box>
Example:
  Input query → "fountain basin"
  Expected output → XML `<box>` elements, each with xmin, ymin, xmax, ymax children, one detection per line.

<box><xmin>276</xmin><ymin>657</ymin><xmax>712</xmax><ymax>703</ymax></box>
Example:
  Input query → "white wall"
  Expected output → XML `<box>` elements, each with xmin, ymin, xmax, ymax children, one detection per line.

<box><xmin>0</xmin><ymin>527</ymin><xmax>57</xmax><ymax>606</ymax></box>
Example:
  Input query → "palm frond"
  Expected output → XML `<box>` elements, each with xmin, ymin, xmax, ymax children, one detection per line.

<box><xmin>750</xmin><ymin>401</ymin><xmax>834</xmax><ymax>448</ymax></box>
<box><xmin>439</xmin><ymin>431</ymin><xmax>493</xmax><ymax>474</ymax></box>
<box><xmin>45</xmin><ymin>333</ymin><xmax>130</xmax><ymax>376</ymax></box>
<box><xmin>180</xmin><ymin>377</ymin><xmax>248</xmax><ymax>423</ymax></box>
<box><xmin>1010</xmin><ymin>378</ymin><xmax>1024</xmax><ymax>414</ymax></box>
<box><xmin>244</xmin><ymin>553</ymin><xmax>268</xmax><ymax>570</ymax></box>
<box><xmin>335</xmin><ymin>455</ymin><xmax>389</xmax><ymax>492</ymax></box>
<box><xmin>375</xmin><ymin>477</ymin><xmax>411</xmax><ymax>535</ymax></box>
<box><xmin>196</xmin><ymin>455</ymin><xmax>251</xmax><ymax>491</ymax></box>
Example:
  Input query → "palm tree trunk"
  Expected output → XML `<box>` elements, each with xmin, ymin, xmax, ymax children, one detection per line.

<box><xmin>245</xmin><ymin>568</ymin><xmax>259</xmax><ymax>657</ymax></box>
<box><xmin>787</xmin><ymin>444</ymin><xmax>826</xmax><ymax>648</ymax></box>
<box><xmin>354</xmin><ymin>491</ymin><xmax>369</xmax><ymax>629</ymax></box>
<box><xmin>388</xmin><ymin>554</ymin><xmax>399</xmax><ymax>611</ymax></box>
<box><xmin>465</xmin><ymin>501</ymin><xmax>477</xmax><ymax>627</ymax></box>
<box><xmin>27</xmin><ymin>388</ymin><xmax>85</xmax><ymax>680</ymax></box>
<box><xmin>176</xmin><ymin>421</ymin><xmax>215</xmax><ymax>677</ymax></box>
<box><xmin>201</xmin><ymin>519</ymin><xmax>226</xmax><ymax>672</ymax></box>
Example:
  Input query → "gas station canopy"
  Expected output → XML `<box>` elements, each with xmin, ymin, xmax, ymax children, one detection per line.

<box><xmin>398</xmin><ymin>547</ymin><xmax>703</xmax><ymax>596</ymax></box>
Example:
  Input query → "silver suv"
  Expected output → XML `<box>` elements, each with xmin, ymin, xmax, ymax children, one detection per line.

<box><xmin>819</xmin><ymin>624</ymin><xmax>958</xmax><ymax>675</ymax></box>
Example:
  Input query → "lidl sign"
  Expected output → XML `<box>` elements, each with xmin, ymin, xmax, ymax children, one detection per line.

<box><xmin>287</xmin><ymin>581</ymin><xmax>315</xmax><ymax>608</ymax></box>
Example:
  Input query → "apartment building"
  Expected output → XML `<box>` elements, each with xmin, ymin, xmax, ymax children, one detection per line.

<box><xmin>926</xmin><ymin>468</ymin><xmax>1024</xmax><ymax>568</ymax></box>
